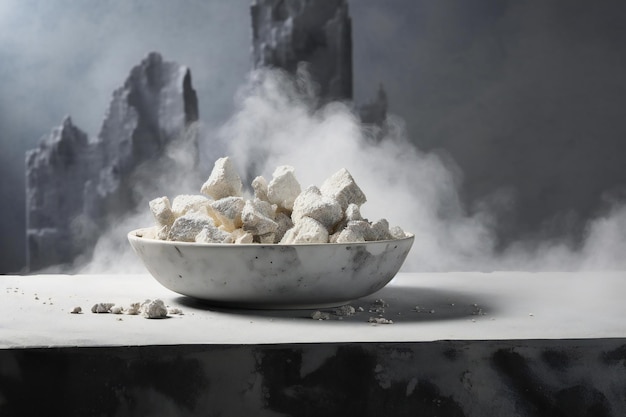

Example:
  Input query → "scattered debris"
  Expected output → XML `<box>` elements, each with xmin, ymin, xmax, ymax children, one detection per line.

<box><xmin>311</xmin><ymin>311</ymin><xmax>330</xmax><ymax>320</ymax></box>
<box><xmin>369</xmin><ymin>299</ymin><xmax>388</xmax><ymax>314</ymax></box>
<box><xmin>168</xmin><ymin>307</ymin><xmax>184</xmax><ymax>315</ymax></box>
<box><xmin>91</xmin><ymin>303</ymin><xmax>115</xmax><ymax>313</ymax></box>
<box><xmin>368</xmin><ymin>317</ymin><xmax>394</xmax><ymax>325</ymax></box>
<box><xmin>471</xmin><ymin>303</ymin><xmax>486</xmax><ymax>316</ymax></box>
<box><xmin>140</xmin><ymin>299</ymin><xmax>168</xmax><ymax>319</ymax></box>
<box><xmin>83</xmin><ymin>300</ymin><xmax>180</xmax><ymax>319</ymax></box>
<box><xmin>334</xmin><ymin>305</ymin><xmax>356</xmax><ymax>317</ymax></box>
<box><xmin>472</xmin><ymin>308</ymin><xmax>484</xmax><ymax>315</ymax></box>
<box><xmin>127</xmin><ymin>302</ymin><xmax>141</xmax><ymax>315</ymax></box>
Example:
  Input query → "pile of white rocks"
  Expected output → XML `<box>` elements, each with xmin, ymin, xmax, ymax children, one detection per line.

<box><xmin>148</xmin><ymin>157</ymin><xmax>406</xmax><ymax>244</ymax></box>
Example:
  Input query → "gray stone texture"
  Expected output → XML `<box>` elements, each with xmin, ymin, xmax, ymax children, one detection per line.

<box><xmin>1</xmin><ymin>340</ymin><xmax>625</xmax><ymax>416</ymax></box>
<box><xmin>25</xmin><ymin>52</ymin><xmax>198</xmax><ymax>271</ymax></box>
<box><xmin>251</xmin><ymin>0</ymin><xmax>353</xmax><ymax>102</ymax></box>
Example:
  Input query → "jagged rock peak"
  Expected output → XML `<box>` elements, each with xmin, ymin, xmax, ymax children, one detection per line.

<box><xmin>27</xmin><ymin>115</ymin><xmax>89</xmax><ymax>167</ymax></box>
<box><xmin>359</xmin><ymin>83</ymin><xmax>388</xmax><ymax>127</ymax></box>
<box><xmin>251</xmin><ymin>0</ymin><xmax>352</xmax><ymax>102</ymax></box>
<box><xmin>25</xmin><ymin>52</ymin><xmax>199</xmax><ymax>272</ymax></box>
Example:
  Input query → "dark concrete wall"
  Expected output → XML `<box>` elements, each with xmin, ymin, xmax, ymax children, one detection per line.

<box><xmin>2</xmin><ymin>340</ymin><xmax>625</xmax><ymax>416</ymax></box>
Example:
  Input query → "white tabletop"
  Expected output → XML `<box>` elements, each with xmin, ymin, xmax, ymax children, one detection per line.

<box><xmin>2</xmin><ymin>271</ymin><xmax>625</xmax><ymax>348</ymax></box>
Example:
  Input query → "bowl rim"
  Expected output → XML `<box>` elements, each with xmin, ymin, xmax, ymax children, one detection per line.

<box><xmin>128</xmin><ymin>227</ymin><xmax>415</xmax><ymax>248</ymax></box>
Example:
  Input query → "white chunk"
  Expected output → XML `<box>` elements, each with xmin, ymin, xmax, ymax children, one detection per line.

<box><xmin>267</xmin><ymin>165</ymin><xmax>301</xmax><ymax>212</ymax></box>
<box><xmin>331</xmin><ymin>220</ymin><xmax>369</xmax><ymax>243</ymax></box>
<box><xmin>241</xmin><ymin>199</ymin><xmax>278</xmax><ymax>236</ymax></box>
<box><xmin>333</xmin><ymin>203</ymin><xmax>364</xmax><ymax>234</ymax></box>
<box><xmin>256</xmin><ymin>232</ymin><xmax>276</xmax><ymax>244</ymax></box>
<box><xmin>390</xmin><ymin>225</ymin><xmax>407</xmax><ymax>239</ymax></box>
<box><xmin>346</xmin><ymin>220</ymin><xmax>371</xmax><ymax>235</ymax></box>
<box><xmin>335</xmin><ymin>227</ymin><xmax>366</xmax><ymax>244</ymax></box>
<box><xmin>274</xmin><ymin>212</ymin><xmax>294</xmax><ymax>243</ymax></box>
<box><xmin>126</xmin><ymin>302</ymin><xmax>141</xmax><ymax>315</ymax></box>
<box><xmin>251</xmin><ymin>176</ymin><xmax>269</xmax><ymax>202</ymax></box>
<box><xmin>149</xmin><ymin>196</ymin><xmax>174</xmax><ymax>227</ymax></box>
<box><xmin>168</xmin><ymin>212</ymin><xmax>215</xmax><ymax>242</ymax></box>
<box><xmin>201</xmin><ymin>156</ymin><xmax>243</xmax><ymax>199</ymax></box>
<box><xmin>91</xmin><ymin>303</ymin><xmax>114</xmax><ymax>313</ymax></box>
<box><xmin>227</xmin><ymin>228</ymin><xmax>254</xmax><ymax>244</ymax></box>
<box><xmin>345</xmin><ymin>203</ymin><xmax>363</xmax><ymax>221</ymax></box>
<box><xmin>280</xmin><ymin>216</ymin><xmax>329</xmax><ymax>244</ymax></box>
<box><xmin>171</xmin><ymin>194</ymin><xmax>211</xmax><ymax>218</ymax></box>
<box><xmin>311</xmin><ymin>311</ymin><xmax>330</xmax><ymax>320</ymax></box>
<box><xmin>210</xmin><ymin>196</ymin><xmax>245</xmax><ymax>232</ymax></box>
<box><xmin>156</xmin><ymin>225</ymin><xmax>170</xmax><ymax>240</ymax></box>
<box><xmin>195</xmin><ymin>224</ymin><xmax>230</xmax><ymax>243</ymax></box>
<box><xmin>335</xmin><ymin>305</ymin><xmax>356</xmax><ymax>316</ymax></box>
<box><xmin>140</xmin><ymin>299</ymin><xmax>168</xmax><ymax>319</ymax></box>
<box><xmin>292</xmin><ymin>186</ymin><xmax>343</xmax><ymax>231</ymax></box>
<box><xmin>366</xmin><ymin>218</ymin><xmax>393</xmax><ymax>241</ymax></box>
<box><xmin>320</xmin><ymin>168</ymin><xmax>367</xmax><ymax>210</ymax></box>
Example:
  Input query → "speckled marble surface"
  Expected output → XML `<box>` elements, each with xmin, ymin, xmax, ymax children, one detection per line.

<box><xmin>1</xmin><ymin>271</ymin><xmax>626</xmax><ymax>348</ymax></box>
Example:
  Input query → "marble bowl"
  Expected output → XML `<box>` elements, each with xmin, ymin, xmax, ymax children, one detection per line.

<box><xmin>128</xmin><ymin>227</ymin><xmax>414</xmax><ymax>309</ymax></box>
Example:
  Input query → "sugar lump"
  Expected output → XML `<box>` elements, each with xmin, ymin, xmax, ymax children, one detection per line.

<box><xmin>267</xmin><ymin>165</ymin><xmax>301</xmax><ymax>211</ymax></box>
<box><xmin>168</xmin><ymin>212</ymin><xmax>215</xmax><ymax>242</ymax></box>
<box><xmin>320</xmin><ymin>168</ymin><xmax>367</xmax><ymax>210</ymax></box>
<box><xmin>91</xmin><ymin>303</ymin><xmax>115</xmax><ymax>313</ymax></box>
<box><xmin>146</xmin><ymin>157</ymin><xmax>407</xmax><ymax>245</ymax></box>
<box><xmin>195</xmin><ymin>224</ymin><xmax>231</xmax><ymax>243</ymax></box>
<box><xmin>140</xmin><ymin>299</ymin><xmax>168</xmax><ymax>319</ymax></box>
<box><xmin>201</xmin><ymin>156</ymin><xmax>243</xmax><ymax>199</ymax></box>
<box><xmin>280</xmin><ymin>216</ymin><xmax>329</xmax><ymax>244</ymax></box>
<box><xmin>251</xmin><ymin>175</ymin><xmax>269</xmax><ymax>201</ymax></box>
<box><xmin>149</xmin><ymin>196</ymin><xmax>174</xmax><ymax>227</ymax></box>
<box><xmin>242</xmin><ymin>199</ymin><xmax>278</xmax><ymax>236</ymax></box>
<box><xmin>170</xmin><ymin>194</ymin><xmax>211</xmax><ymax>218</ymax></box>
<box><xmin>291</xmin><ymin>186</ymin><xmax>343</xmax><ymax>231</ymax></box>
<box><xmin>209</xmin><ymin>196</ymin><xmax>245</xmax><ymax>232</ymax></box>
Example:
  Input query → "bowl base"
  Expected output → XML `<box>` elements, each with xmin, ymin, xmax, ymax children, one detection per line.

<box><xmin>190</xmin><ymin>297</ymin><xmax>354</xmax><ymax>310</ymax></box>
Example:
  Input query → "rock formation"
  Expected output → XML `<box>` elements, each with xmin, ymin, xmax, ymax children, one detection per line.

<box><xmin>26</xmin><ymin>52</ymin><xmax>198</xmax><ymax>271</ymax></box>
<box><xmin>359</xmin><ymin>83</ymin><xmax>388</xmax><ymax>127</ymax></box>
<box><xmin>25</xmin><ymin>3</ymin><xmax>385</xmax><ymax>272</ymax></box>
<box><xmin>251</xmin><ymin>0</ymin><xmax>353</xmax><ymax>102</ymax></box>
<box><xmin>251</xmin><ymin>0</ymin><xmax>386</xmax><ymax>124</ymax></box>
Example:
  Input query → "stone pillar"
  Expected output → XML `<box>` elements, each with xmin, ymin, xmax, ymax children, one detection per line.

<box><xmin>251</xmin><ymin>0</ymin><xmax>353</xmax><ymax>102</ymax></box>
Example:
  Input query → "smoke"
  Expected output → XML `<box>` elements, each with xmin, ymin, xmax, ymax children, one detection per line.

<box><xmin>215</xmin><ymin>68</ymin><xmax>493</xmax><ymax>271</ymax></box>
<box><xmin>217</xmin><ymin>68</ymin><xmax>626</xmax><ymax>272</ymax></box>
<box><xmin>76</xmin><ymin>64</ymin><xmax>626</xmax><ymax>274</ymax></box>
<box><xmin>350</xmin><ymin>0</ymin><xmax>626</xmax><ymax>246</ymax></box>
<box><xmin>78</xmin><ymin>122</ymin><xmax>205</xmax><ymax>274</ymax></box>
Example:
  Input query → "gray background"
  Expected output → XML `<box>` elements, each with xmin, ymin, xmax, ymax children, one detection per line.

<box><xmin>2</xmin><ymin>0</ymin><xmax>626</xmax><ymax>273</ymax></box>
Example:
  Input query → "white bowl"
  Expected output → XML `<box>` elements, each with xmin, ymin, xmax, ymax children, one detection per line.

<box><xmin>128</xmin><ymin>227</ymin><xmax>414</xmax><ymax>309</ymax></box>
